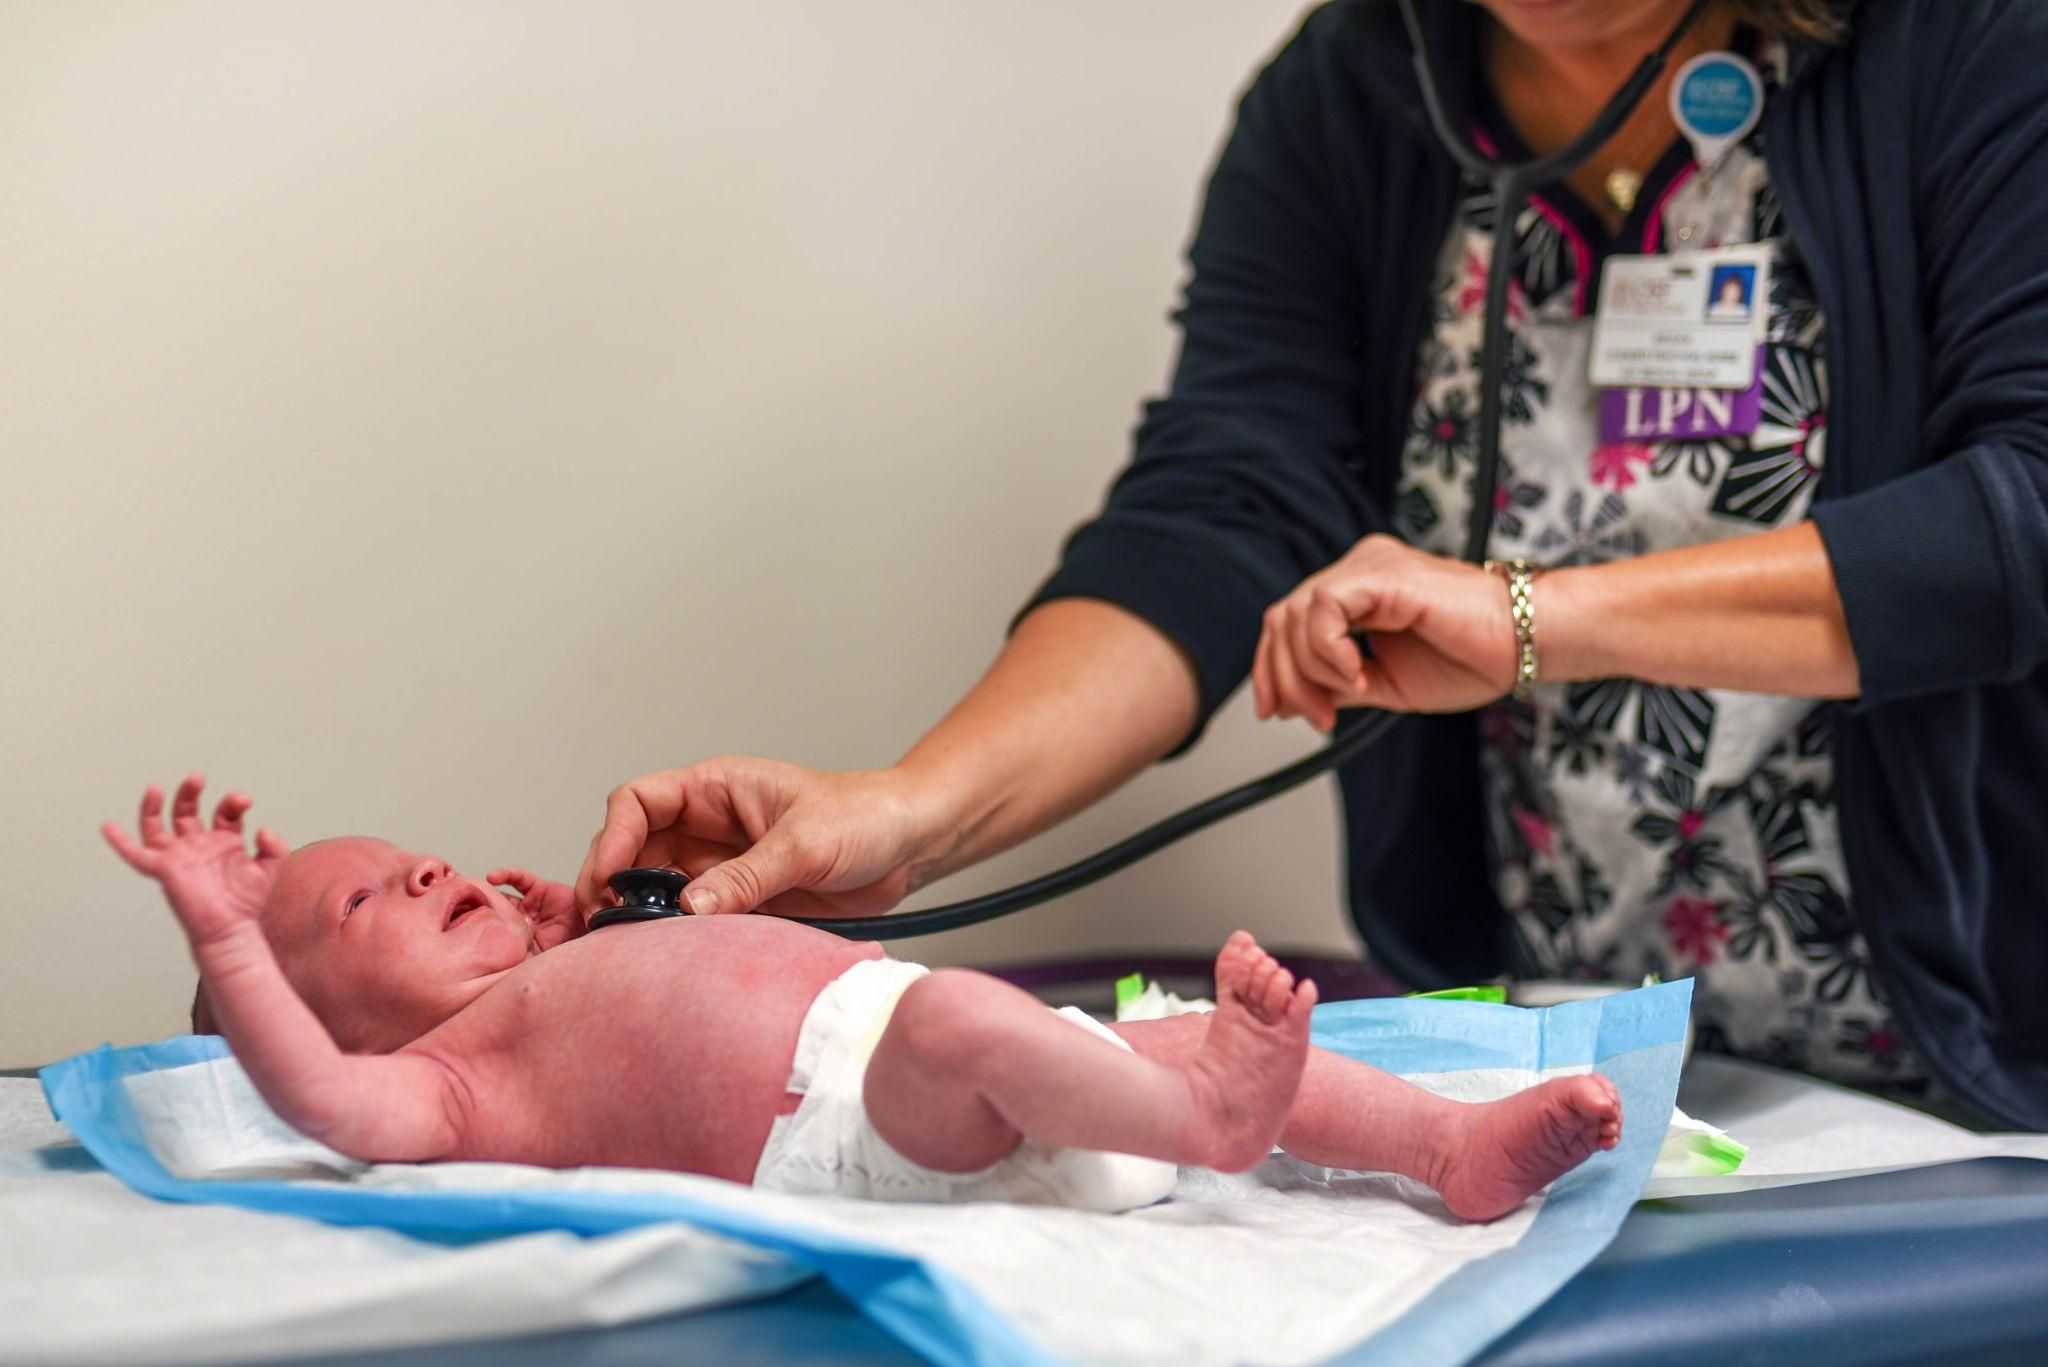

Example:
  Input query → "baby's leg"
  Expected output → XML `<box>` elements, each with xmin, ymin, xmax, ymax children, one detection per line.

<box><xmin>863</xmin><ymin>933</ymin><xmax>1314</xmax><ymax>1174</ymax></box>
<box><xmin>1113</xmin><ymin>1017</ymin><xmax>1622</xmax><ymax>1222</ymax></box>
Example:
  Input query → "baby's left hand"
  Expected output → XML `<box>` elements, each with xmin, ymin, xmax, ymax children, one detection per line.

<box><xmin>490</xmin><ymin>867</ymin><xmax>584</xmax><ymax>950</ymax></box>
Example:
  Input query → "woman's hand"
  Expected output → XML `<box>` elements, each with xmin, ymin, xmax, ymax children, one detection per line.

<box><xmin>102</xmin><ymin>774</ymin><xmax>289</xmax><ymax>946</ymax></box>
<box><xmin>575</xmin><ymin>759</ymin><xmax>938</xmax><ymax>921</ymax></box>
<box><xmin>1253</xmin><ymin>535</ymin><xmax>1517</xmax><ymax>729</ymax></box>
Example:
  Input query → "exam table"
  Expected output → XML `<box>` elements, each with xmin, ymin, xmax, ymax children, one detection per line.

<box><xmin>10</xmin><ymin>1057</ymin><xmax>2047</xmax><ymax>1366</ymax></box>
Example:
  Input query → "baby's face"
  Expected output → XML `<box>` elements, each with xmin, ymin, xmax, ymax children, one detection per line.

<box><xmin>259</xmin><ymin>837</ymin><xmax>537</xmax><ymax>1052</ymax></box>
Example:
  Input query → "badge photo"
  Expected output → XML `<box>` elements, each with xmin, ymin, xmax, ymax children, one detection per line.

<box><xmin>1704</xmin><ymin>262</ymin><xmax>1757</xmax><ymax>324</ymax></box>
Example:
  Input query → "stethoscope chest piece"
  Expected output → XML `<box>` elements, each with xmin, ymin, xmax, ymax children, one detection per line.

<box><xmin>588</xmin><ymin>866</ymin><xmax>692</xmax><ymax>930</ymax></box>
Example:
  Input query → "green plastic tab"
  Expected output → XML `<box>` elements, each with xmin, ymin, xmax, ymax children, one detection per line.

<box><xmin>1696</xmin><ymin>1132</ymin><xmax>1748</xmax><ymax>1174</ymax></box>
<box><xmin>1407</xmin><ymin>985</ymin><xmax>1509</xmax><ymax>1004</ymax></box>
<box><xmin>1115</xmin><ymin>973</ymin><xmax>1146</xmax><ymax>1011</ymax></box>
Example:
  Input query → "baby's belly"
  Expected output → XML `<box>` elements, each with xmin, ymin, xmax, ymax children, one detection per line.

<box><xmin>441</xmin><ymin>916</ymin><xmax>883</xmax><ymax>1182</ymax></box>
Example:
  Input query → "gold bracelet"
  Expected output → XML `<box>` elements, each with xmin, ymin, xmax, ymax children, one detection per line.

<box><xmin>1483</xmin><ymin>558</ymin><xmax>1539</xmax><ymax>701</ymax></box>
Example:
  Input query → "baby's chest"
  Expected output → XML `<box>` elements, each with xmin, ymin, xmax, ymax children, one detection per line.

<box><xmin>444</xmin><ymin>967</ymin><xmax>815</xmax><ymax>1172</ymax></box>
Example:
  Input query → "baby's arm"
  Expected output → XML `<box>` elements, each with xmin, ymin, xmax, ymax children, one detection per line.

<box><xmin>105</xmin><ymin>778</ymin><xmax>470</xmax><ymax>1162</ymax></box>
<box><xmin>183</xmin><ymin>917</ymin><xmax>468</xmax><ymax>1161</ymax></box>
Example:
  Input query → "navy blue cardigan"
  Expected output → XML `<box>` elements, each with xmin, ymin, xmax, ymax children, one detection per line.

<box><xmin>1028</xmin><ymin>0</ymin><xmax>2048</xmax><ymax>1127</ymax></box>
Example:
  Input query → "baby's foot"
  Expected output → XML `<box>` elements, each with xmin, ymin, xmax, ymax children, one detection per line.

<box><xmin>1434</xmin><ymin>1074</ymin><xmax>1622</xmax><ymax>1222</ymax></box>
<box><xmin>1183</xmin><ymin>931</ymin><xmax>1317</xmax><ymax>1172</ymax></box>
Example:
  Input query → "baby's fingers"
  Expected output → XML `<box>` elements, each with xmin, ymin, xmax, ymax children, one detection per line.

<box><xmin>171</xmin><ymin>774</ymin><xmax>207</xmax><ymax>836</ymax></box>
<box><xmin>254</xmin><ymin>827</ymin><xmax>290</xmax><ymax>865</ymax></box>
<box><xmin>138</xmin><ymin>785</ymin><xmax>168</xmax><ymax>847</ymax></box>
<box><xmin>489</xmin><ymin>867</ymin><xmax>536</xmax><ymax>894</ymax></box>
<box><xmin>212</xmin><ymin>792</ymin><xmax>253</xmax><ymax>835</ymax></box>
<box><xmin>102</xmin><ymin>821</ymin><xmax>160</xmax><ymax>875</ymax></box>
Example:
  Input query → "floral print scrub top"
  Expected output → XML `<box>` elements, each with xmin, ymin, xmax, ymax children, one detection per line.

<box><xmin>1393</xmin><ymin>40</ymin><xmax>1921</xmax><ymax>1087</ymax></box>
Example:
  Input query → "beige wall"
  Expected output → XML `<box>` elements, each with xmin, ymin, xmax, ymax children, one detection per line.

<box><xmin>0</xmin><ymin>0</ymin><xmax>1354</xmax><ymax>1066</ymax></box>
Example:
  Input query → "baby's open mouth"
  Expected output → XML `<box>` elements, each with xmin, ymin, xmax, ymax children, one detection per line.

<box><xmin>443</xmin><ymin>889</ymin><xmax>489</xmax><ymax>931</ymax></box>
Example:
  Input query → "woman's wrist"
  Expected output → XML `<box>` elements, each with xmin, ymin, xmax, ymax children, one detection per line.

<box><xmin>1528</xmin><ymin>563</ymin><xmax>1612</xmax><ymax>685</ymax></box>
<box><xmin>882</xmin><ymin>750</ymin><xmax>1007</xmax><ymax>890</ymax></box>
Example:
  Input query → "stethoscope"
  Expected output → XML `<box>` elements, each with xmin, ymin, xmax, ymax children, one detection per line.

<box><xmin>592</xmin><ymin>0</ymin><xmax>1717</xmax><ymax>941</ymax></box>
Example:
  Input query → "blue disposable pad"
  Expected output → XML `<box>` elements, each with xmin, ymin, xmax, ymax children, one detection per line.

<box><xmin>44</xmin><ymin>980</ymin><xmax>1693</xmax><ymax>1367</ymax></box>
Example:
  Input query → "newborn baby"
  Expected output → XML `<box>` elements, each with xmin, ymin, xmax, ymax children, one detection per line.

<box><xmin>106</xmin><ymin>776</ymin><xmax>1622</xmax><ymax>1219</ymax></box>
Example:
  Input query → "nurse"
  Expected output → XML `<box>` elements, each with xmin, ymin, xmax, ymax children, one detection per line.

<box><xmin>580</xmin><ymin>0</ymin><xmax>2048</xmax><ymax>1129</ymax></box>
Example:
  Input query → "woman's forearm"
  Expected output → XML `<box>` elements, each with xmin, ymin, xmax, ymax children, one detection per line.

<box><xmin>1541</xmin><ymin>521</ymin><xmax>1860</xmax><ymax>697</ymax></box>
<box><xmin>893</xmin><ymin>598</ymin><xmax>1200</xmax><ymax>887</ymax></box>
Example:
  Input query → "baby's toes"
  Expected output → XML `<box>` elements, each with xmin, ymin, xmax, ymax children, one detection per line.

<box><xmin>1242</xmin><ymin>953</ymin><xmax>1283</xmax><ymax>1023</ymax></box>
<box><xmin>1259</xmin><ymin>962</ymin><xmax>1297</xmax><ymax>1022</ymax></box>
<box><xmin>1286</xmin><ymin>977</ymin><xmax>1319</xmax><ymax>1023</ymax></box>
<box><xmin>1214</xmin><ymin>932</ymin><xmax>1258</xmax><ymax>993</ymax></box>
<box><xmin>1573</xmin><ymin>1076</ymin><xmax>1618</xmax><ymax>1119</ymax></box>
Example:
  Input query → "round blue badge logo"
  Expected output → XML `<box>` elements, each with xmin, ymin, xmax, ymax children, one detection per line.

<box><xmin>1670</xmin><ymin>52</ymin><xmax>1763</xmax><ymax>167</ymax></box>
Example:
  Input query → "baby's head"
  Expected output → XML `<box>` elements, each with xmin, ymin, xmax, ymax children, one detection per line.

<box><xmin>225</xmin><ymin>837</ymin><xmax>539</xmax><ymax>1052</ymax></box>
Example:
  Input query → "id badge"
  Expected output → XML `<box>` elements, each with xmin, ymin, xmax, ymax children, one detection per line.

<box><xmin>1589</xmin><ymin>245</ymin><xmax>1772</xmax><ymax>390</ymax></box>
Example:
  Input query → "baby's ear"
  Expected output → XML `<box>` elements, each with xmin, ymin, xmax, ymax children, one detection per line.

<box><xmin>191</xmin><ymin>979</ymin><xmax>218</xmax><ymax>1036</ymax></box>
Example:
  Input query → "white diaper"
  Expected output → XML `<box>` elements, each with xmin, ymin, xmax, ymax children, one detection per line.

<box><xmin>751</xmin><ymin>958</ymin><xmax>1179</xmax><ymax>1213</ymax></box>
